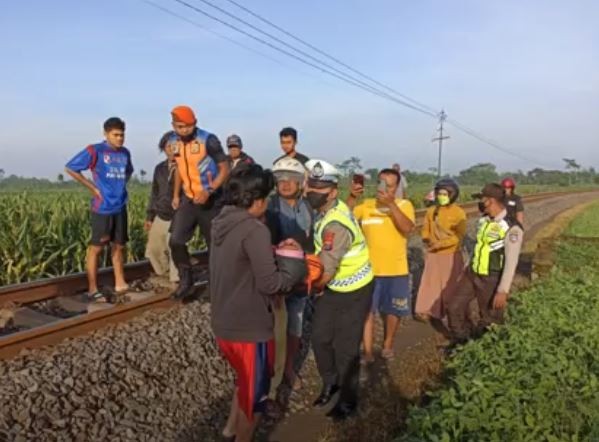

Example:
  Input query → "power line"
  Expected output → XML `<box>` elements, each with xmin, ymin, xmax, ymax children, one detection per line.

<box><xmin>173</xmin><ymin>0</ymin><xmax>437</xmax><ymax>118</ymax></box>
<box><xmin>446</xmin><ymin>118</ymin><xmax>560</xmax><ymax>169</ymax></box>
<box><xmin>216</xmin><ymin>1</ymin><xmax>560</xmax><ymax>168</ymax></box>
<box><xmin>151</xmin><ymin>0</ymin><xmax>559</xmax><ymax>168</ymax></box>
<box><xmin>221</xmin><ymin>0</ymin><xmax>439</xmax><ymax>115</ymax></box>
<box><xmin>142</xmin><ymin>0</ymin><xmax>296</xmax><ymax>72</ymax></box>
<box><xmin>142</xmin><ymin>0</ymin><xmax>346</xmax><ymax>92</ymax></box>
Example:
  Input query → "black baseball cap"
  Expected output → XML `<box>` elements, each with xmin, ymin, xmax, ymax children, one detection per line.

<box><xmin>472</xmin><ymin>183</ymin><xmax>505</xmax><ymax>200</ymax></box>
<box><xmin>226</xmin><ymin>134</ymin><xmax>243</xmax><ymax>148</ymax></box>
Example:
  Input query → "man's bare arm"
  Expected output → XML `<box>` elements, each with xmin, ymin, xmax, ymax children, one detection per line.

<box><xmin>65</xmin><ymin>167</ymin><xmax>100</xmax><ymax>197</ymax></box>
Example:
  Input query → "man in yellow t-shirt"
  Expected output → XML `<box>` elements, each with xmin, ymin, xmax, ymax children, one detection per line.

<box><xmin>347</xmin><ymin>168</ymin><xmax>415</xmax><ymax>362</ymax></box>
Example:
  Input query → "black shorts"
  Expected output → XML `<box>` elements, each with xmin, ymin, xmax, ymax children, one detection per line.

<box><xmin>90</xmin><ymin>208</ymin><xmax>128</xmax><ymax>246</ymax></box>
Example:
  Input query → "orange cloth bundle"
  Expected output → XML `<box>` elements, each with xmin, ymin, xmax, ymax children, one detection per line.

<box><xmin>304</xmin><ymin>254</ymin><xmax>323</xmax><ymax>293</ymax></box>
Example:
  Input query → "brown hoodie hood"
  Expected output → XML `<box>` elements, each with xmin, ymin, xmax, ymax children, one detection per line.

<box><xmin>210</xmin><ymin>205</ymin><xmax>307</xmax><ymax>342</ymax></box>
<box><xmin>211</xmin><ymin>205</ymin><xmax>256</xmax><ymax>246</ymax></box>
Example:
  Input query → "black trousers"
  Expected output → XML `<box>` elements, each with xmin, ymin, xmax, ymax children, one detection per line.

<box><xmin>169</xmin><ymin>196</ymin><xmax>219</xmax><ymax>268</ymax></box>
<box><xmin>311</xmin><ymin>281</ymin><xmax>373</xmax><ymax>405</ymax></box>
<box><xmin>446</xmin><ymin>268</ymin><xmax>503</xmax><ymax>341</ymax></box>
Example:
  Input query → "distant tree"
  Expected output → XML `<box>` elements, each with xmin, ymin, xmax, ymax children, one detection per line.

<box><xmin>0</xmin><ymin>168</ymin><xmax>4</xmax><ymax>181</ymax></box>
<box><xmin>526</xmin><ymin>168</ymin><xmax>569</xmax><ymax>186</ymax></box>
<box><xmin>364</xmin><ymin>168</ymin><xmax>379</xmax><ymax>180</ymax></box>
<box><xmin>563</xmin><ymin>158</ymin><xmax>581</xmax><ymax>185</ymax></box>
<box><xmin>140</xmin><ymin>169</ymin><xmax>147</xmax><ymax>182</ymax></box>
<box><xmin>457</xmin><ymin>163</ymin><xmax>499</xmax><ymax>185</ymax></box>
<box><xmin>335</xmin><ymin>157</ymin><xmax>362</xmax><ymax>177</ymax></box>
<box><xmin>402</xmin><ymin>169</ymin><xmax>437</xmax><ymax>187</ymax></box>
<box><xmin>563</xmin><ymin>158</ymin><xmax>581</xmax><ymax>171</ymax></box>
<box><xmin>57</xmin><ymin>173</ymin><xmax>64</xmax><ymax>183</ymax></box>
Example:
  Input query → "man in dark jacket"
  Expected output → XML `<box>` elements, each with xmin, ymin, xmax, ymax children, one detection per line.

<box><xmin>265</xmin><ymin>157</ymin><xmax>314</xmax><ymax>395</ymax></box>
<box><xmin>227</xmin><ymin>134</ymin><xmax>255</xmax><ymax>172</ymax></box>
<box><xmin>144</xmin><ymin>131</ymin><xmax>179</xmax><ymax>282</ymax></box>
<box><xmin>501</xmin><ymin>177</ymin><xmax>524</xmax><ymax>225</ymax></box>
<box><xmin>210</xmin><ymin>164</ymin><xmax>306</xmax><ymax>442</ymax></box>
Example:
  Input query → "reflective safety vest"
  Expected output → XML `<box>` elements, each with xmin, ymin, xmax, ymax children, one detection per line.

<box><xmin>471</xmin><ymin>215</ymin><xmax>518</xmax><ymax>275</ymax></box>
<box><xmin>169</xmin><ymin>129</ymin><xmax>218</xmax><ymax>200</ymax></box>
<box><xmin>314</xmin><ymin>200</ymin><xmax>374</xmax><ymax>293</ymax></box>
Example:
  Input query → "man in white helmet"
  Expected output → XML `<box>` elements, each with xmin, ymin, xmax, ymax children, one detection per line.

<box><xmin>265</xmin><ymin>157</ymin><xmax>314</xmax><ymax>397</ymax></box>
<box><xmin>305</xmin><ymin>159</ymin><xmax>374</xmax><ymax>421</ymax></box>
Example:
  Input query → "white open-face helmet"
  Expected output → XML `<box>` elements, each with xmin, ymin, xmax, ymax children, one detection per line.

<box><xmin>305</xmin><ymin>159</ymin><xmax>340</xmax><ymax>185</ymax></box>
<box><xmin>272</xmin><ymin>157</ymin><xmax>306</xmax><ymax>182</ymax></box>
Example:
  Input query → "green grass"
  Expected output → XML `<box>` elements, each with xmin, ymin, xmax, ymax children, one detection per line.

<box><xmin>398</xmin><ymin>230</ymin><xmax>599</xmax><ymax>441</ymax></box>
<box><xmin>564</xmin><ymin>201</ymin><xmax>599</xmax><ymax>237</ymax></box>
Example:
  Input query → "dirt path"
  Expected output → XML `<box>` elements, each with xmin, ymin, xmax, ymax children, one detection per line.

<box><xmin>264</xmin><ymin>191</ymin><xmax>599</xmax><ymax>442</ymax></box>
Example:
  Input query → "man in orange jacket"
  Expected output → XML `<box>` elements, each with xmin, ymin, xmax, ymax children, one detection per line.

<box><xmin>168</xmin><ymin>105</ymin><xmax>230</xmax><ymax>299</ymax></box>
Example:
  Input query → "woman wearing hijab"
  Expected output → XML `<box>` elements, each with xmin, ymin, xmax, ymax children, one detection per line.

<box><xmin>416</xmin><ymin>179</ymin><xmax>467</xmax><ymax>326</ymax></box>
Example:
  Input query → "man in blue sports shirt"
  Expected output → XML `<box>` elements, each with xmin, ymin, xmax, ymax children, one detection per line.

<box><xmin>65</xmin><ymin>117</ymin><xmax>134</xmax><ymax>303</ymax></box>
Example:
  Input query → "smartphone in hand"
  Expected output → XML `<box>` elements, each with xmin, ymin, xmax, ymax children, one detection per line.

<box><xmin>377</xmin><ymin>179</ymin><xmax>387</xmax><ymax>193</ymax></box>
<box><xmin>352</xmin><ymin>173</ymin><xmax>365</xmax><ymax>186</ymax></box>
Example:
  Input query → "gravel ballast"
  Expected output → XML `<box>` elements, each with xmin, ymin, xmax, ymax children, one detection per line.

<box><xmin>0</xmin><ymin>302</ymin><xmax>234</xmax><ymax>442</ymax></box>
<box><xmin>1</xmin><ymin>192</ymin><xmax>597</xmax><ymax>442</ymax></box>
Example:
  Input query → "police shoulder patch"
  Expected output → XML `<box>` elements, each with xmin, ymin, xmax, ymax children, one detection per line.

<box><xmin>323</xmin><ymin>230</ymin><xmax>335</xmax><ymax>251</ymax></box>
<box><xmin>509</xmin><ymin>232</ymin><xmax>520</xmax><ymax>243</ymax></box>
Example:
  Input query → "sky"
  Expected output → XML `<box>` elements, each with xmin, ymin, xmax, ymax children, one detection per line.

<box><xmin>0</xmin><ymin>0</ymin><xmax>597</xmax><ymax>179</ymax></box>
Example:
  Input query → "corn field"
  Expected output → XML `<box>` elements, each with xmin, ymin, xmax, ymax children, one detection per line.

<box><xmin>0</xmin><ymin>184</ymin><xmax>592</xmax><ymax>286</ymax></box>
<box><xmin>0</xmin><ymin>190</ymin><xmax>203</xmax><ymax>286</ymax></box>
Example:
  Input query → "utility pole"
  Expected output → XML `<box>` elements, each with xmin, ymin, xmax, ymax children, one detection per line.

<box><xmin>432</xmin><ymin>109</ymin><xmax>450</xmax><ymax>180</ymax></box>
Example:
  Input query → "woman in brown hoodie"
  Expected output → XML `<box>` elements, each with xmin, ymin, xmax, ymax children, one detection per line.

<box><xmin>210</xmin><ymin>164</ymin><xmax>306</xmax><ymax>442</ymax></box>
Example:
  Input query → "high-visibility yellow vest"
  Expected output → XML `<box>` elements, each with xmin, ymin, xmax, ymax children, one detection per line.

<box><xmin>314</xmin><ymin>200</ymin><xmax>373</xmax><ymax>292</ymax></box>
<box><xmin>471</xmin><ymin>216</ymin><xmax>517</xmax><ymax>275</ymax></box>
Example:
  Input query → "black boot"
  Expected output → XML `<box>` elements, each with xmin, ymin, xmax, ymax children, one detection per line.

<box><xmin>326</xmin><ymin>401</ymin><xmax>357</xmax><ymax>421</ymax></box>
<box><xmin>171</xmin><ymin>266</ymin><xmax>194</xmax><ymax>300</ymax></box>
<box><xmin>312</xmin><ymin>384</ymin><xmax>339</xmax><ymax>408</ymax></box>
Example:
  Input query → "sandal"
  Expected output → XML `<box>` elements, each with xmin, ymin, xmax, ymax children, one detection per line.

<box><xmin>360</xmin><ymin>356</ymin><xmax>375</xmax><ymax>366</ymax></box>
<box><xmin>87</xmin><ymin>291</ymin><xmax>110</xmax><ymax>303</ymax></box>
<box><xmin>114</xmin><ymin>285</ymin><xmax>131</xmax><ymax>295</ymax></box>
<box><xmin>381</xmin><ymin>349</ymin><xmax>395</xmax><ymax>360</ymax></box>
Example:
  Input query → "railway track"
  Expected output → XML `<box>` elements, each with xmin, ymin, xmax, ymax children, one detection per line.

<box><xmin>0</xmin><ymin>190</ymin><xmax>593</xmax><ymax>360</ymax></box>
